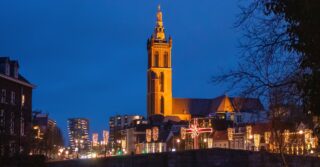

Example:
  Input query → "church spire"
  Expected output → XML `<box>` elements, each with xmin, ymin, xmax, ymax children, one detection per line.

<box><xmin>154</xmin><ymin>5</ymin><xmax>166</xmax><ymax>40</ymax></box>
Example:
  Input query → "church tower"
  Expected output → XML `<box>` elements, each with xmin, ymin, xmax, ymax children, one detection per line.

<box><xmin>147</xmin><ymin>5</ymin><xmax>173</xmax><ymax>118</ymax></box>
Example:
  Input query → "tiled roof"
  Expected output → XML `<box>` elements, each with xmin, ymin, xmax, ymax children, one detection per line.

<box><xmin>172</xmin><ymin>95</ymin><xmax>264</xmax><ymax>117</ymax></box>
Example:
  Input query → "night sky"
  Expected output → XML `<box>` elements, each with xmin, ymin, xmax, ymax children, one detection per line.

<box><xmin>0</xmin><ymin>0</ymin><xmax>240</xmax><ymax>143</ymax></box>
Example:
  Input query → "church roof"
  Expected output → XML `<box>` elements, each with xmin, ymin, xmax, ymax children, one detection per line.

<box><xmin>230</xmin><ymin>97</ymin><xmax>264</xmax><ymax>112</ymax></box>
<box><xmin>217</xmin><ymin>95</ymin><xmax>234</xmax><ymax>113</ymax></box>
<box><xmin>172</xmin><ymin>98</ymin><xmax>213</xmax><ymax>116</ymax></box>
<box><xmin>172</xmin><ymin>95</ymin><xmax>264</xmax><ymax>117</ymax></box>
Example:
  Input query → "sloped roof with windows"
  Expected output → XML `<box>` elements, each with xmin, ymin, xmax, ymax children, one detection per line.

<box><xmin>0</xmin><ymin>57</ymin><xmax>34</xmax><ymax>88</ymax></box>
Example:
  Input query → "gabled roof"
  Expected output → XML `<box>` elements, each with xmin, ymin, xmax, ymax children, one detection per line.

<box><xmin>0</xmin><ymin>73</ymin><xmax>34</xmax><ymax>88</ymax></box>
<box><xmin>172</xmin><ymin>98</ymin><xmax>213</xmax><ymax>116</ymax></box>
<box><xmin>217</xmin><ymin>95</ymin><xmax>234</xmax><ymax>113</ymax></box>
<box><xmin>0</xmin><ymin>57</ymin><xmax>34</xmax><ymax>88</ymax></box>
<box><xmin>230</xmin><ymin>97</ymin><xmax>264</xmax><ymax>112</ymax></box>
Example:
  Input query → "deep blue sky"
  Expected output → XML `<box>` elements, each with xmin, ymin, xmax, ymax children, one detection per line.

<box><xmin>0</xmin><ymin>0</ymin><xmax>240</xmax><ymax>142</ymax></box>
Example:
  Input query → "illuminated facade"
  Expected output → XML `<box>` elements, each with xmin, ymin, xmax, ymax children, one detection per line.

<box><xmin>92</xmin><ymin>133</ymin><xmax>98</xmax><ymax>147</ymax></box>
<box><xmin>31</xmin><ymin>112</ymin><xmax>64</xmax><ymax>157</ymax></box>
<box><xmin>102</xmin><ymin>130</ymin><xmax>109</xmax><ymax>146</ymax></box>
<box><xmin>147</xmin><ymin>6</ymin><xmax>175</xmax><ymax>119</ymax></box>
<box><xmin>147</xmin><ymin>7</ymin><xmax>265</xmax><ymax>122</ymax></box>
<box><xmin>67</xmin><ymin>118</ymin><xmax>90</xmax><ymax>154</ymax></box>
<box><xmin>108</xmin><ymin>114</ymin><xmax>144</xmax><ymax>154</ymax></box>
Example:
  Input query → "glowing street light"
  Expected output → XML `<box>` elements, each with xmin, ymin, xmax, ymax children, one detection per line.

<box><xmin>249</xmin><ymin>135</ymin><xmax>253</xmax><ymax>139</ymax></box>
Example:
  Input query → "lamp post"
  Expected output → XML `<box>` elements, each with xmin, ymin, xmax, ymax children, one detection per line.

<box><xmin>65</xmin><ymin>150</ymin><xmax>69</xmax><ymax>159</ymax></box>
<box><xmin>176</xmin><ymin>138</ymin><xmax>180</xmax><ymax>151</ymax></box>
<box><xmin>203</xmin><ymin>138</ymin><xmax>207</xmax><ymax>149</ymax></box>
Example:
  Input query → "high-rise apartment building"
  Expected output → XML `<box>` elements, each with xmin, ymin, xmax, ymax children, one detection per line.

<box><xmin>67</xmin><ymin>118</ymin><xmax>90</xmax><ymax>154</ymax></box>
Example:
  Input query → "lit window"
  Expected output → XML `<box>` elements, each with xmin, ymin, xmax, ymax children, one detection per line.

<box><xmin>21</xmin><ymin>95</ymin><xmax>25</xmax><ymax>106</ymax></box>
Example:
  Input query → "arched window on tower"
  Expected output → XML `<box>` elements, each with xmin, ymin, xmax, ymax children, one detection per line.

<box><xmin>164</xmin><ymin>52</ymin><xmax>169</xmax><ymax>67</ymax></box>
<box><xmin>151</xmin><ymin>71</ymin><xmax>158</xmax><ymax>92</ymax></box>
<box><xmin>160</xmin><ymin>72</ymin><xmax>164</xmax><ymax>92</ymax></box>
<box><xmin>160</xmin><ymin>96</ymin><xmax>165</xmax><ymax>114</ymax></box>
<box><xmin>154</xmin><ymin>51</ymin><xmax>159</xmax><ymax>67</ymax></box>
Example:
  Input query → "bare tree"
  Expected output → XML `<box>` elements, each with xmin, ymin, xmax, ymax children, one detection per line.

<box><xmin>212</xmin><ymin>1</ymin><xmax>310</xmax><ymax>166</ymax></box>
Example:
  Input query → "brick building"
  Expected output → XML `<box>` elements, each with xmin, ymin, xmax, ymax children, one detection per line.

<box><xmin>0</xmin><ymin>57</ymin><xmax>34</xmax><ymax>157</ymax></box>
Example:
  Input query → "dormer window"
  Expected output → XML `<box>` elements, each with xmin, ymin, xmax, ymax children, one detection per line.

<box><xmin>5</xmin><ymin>63</ymin><xmax>10</xmax><ymax>75</ymax></box>
<box><xmin>14</xmin><ymin>66</ymin><xmax>18</xmax><ymax>78</ymax></box>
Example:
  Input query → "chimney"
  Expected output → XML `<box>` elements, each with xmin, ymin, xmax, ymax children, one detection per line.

<box><xmin>0</xmin><ymin>57</ymin><xmax>10</xmax><ymax>76</ymax></box>
<box><xmin>10</xmin><ymin>60</ymin><xmax>19</xmax><ymax>78</ymax></box>
<box><xmin>0</xmin><ymin>57</ymin><xmax>19</xmax><ymax>78</ymax></box>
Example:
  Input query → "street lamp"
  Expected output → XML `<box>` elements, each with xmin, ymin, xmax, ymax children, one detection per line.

<box><xmin>176</xmin><ymin>139</ymin><xmax>181</xmax><ymax>151</ymax></box>
<box><xmin>65</xmin><ymin>150</ymin><xmax>69</xmax><ymax>159</ymax></box>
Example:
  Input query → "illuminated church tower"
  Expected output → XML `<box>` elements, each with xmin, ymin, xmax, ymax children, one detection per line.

<box><xmin>147</xmin><ymin>5</ymin><xmax>173</xmax><ymax>118</ymax></box>
<box><xmin>146</xmin><ymin>6</ymin><xmax>264</xmax><ymax>122</ymax></box>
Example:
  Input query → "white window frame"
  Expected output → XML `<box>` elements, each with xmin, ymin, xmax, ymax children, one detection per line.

<box><xmin>0</xmin><ymin>109</ymin><xmax>5</xmax><ymax>133</ymax></box>
<box><xmin>11</xmin><ymin>91</ymin><xmax>15</xmax><ymax>105</ymax></box>
<box><xmin>10</xmin><ymin>112</ymin><xmax>14</xmax><ymax>135</ymax></box>
<box><xmin>5</xmin><ymin>63</ymin><xmax>10</xmax><ymax>75</ymax></box>
<box><xmin>1</xmin><ymin>89</ymin><xmax>6</xmax><ymax>103</ymax></box>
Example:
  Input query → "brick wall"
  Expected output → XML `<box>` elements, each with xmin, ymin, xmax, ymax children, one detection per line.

<box><xmin>47</xmin><ymin>148</ymin><xmax>320</xmax><ymax>167</ymax></box>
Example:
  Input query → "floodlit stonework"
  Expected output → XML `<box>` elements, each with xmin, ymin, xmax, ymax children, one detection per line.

<box><xmin>147</xmin><ymin>6</ymin><xmax>265</xmax><ymax>122</ymax></box>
